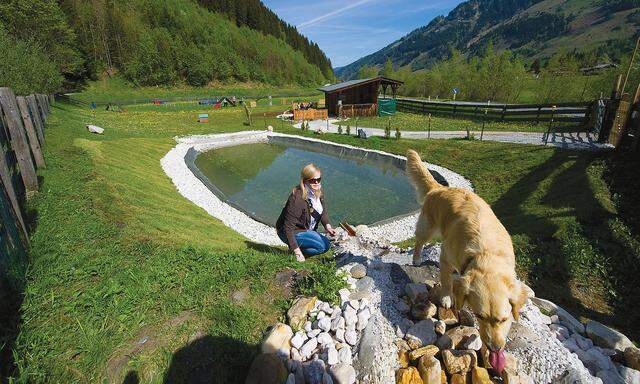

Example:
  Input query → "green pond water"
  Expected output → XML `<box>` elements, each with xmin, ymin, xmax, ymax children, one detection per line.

<box><xmin>194</xmin><ymin>142</ymin><xmax>420</xmax><ymax>226</ymax></box>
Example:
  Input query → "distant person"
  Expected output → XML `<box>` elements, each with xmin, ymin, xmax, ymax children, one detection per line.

<box><xmin>276</xmin><ymin>164</ymin><xmax>336</xmax><ymax>261</ymax></box>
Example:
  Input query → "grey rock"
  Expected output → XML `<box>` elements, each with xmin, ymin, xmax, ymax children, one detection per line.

<box><xmin>404</xmin><ymin>283</ymin><xmax>428</xmax><ymax>303</ymax></box>
<box><xmin>405</xmin><ymin>319</ymin><xmax>437</xmax><ymax>349</ymax></box>
<box><xmin>331</xmin><ymin>316</ymin><xmax>345</xmax><ymax>332</ymax></box>
<box><xmin>354</xmin><ymin>276</ymin><xmax>374</xmax><ymax>292</ymax></box>
<box><xmin>618</xmin><ymin>365</ymin><xmax>640</xmax><ymax>384</ymax></box>
<box><xmin>345</xmin><ymin>329</ymin><xmax>357</xmax><ymax>346</ymax></box>
<box><xmin>338</xmin><ymin>345</ymin><xmax>353</xmax><ymax>365</ymax></box>
<box><xmin>330</xmin><ymin>363</ymin><xmax>357</xmax><ymax>384</ymax></box>
<box><xmin>434</xmin><ymin>320</ymin><xmax>446</xmax><ymax>335</ymax></box>
<box><xmin>578</xmin><ymin>348</ymin><xmax>613</xmax><ymax>373</ymax></box>
<box><xmin>572</xmin><ymin>333</ymin><xmax>594</xmax><ymax>350</ymax></box>
<box><xmin>343</xmin><ymin>306</ymin><xmax>357</xmax><ymax>327</ymax></box>
<box><xmin>557</xmin><ymin>306</ymin><xmax>585</xmax><ymax>335</ymax></box>
<box><xmin>461</xmin><ymin>333</ymin><xmax>482</xmax><ymax>351</ymax></box>
<box><xmin>331</xmin><ymin>307</ymin><xmax>342</xmax><ymax>319</ymax></box>
<box><xmin>398</xmin><ymin>264</ymin><xmax>439</xmax><ymax>285</ymax></box>
<box><xmin>551</xmin><ymin>314</ymin><xmax>560</xmax><ymax>324</ymax></box>
<box><xmin>530</xmin><ymin>297</ymin><xmax>558</xmax><ymax>315</ymax></box>
<box><xmin>550</xmin><ymin>324</ymin><xmax>570</xmax><ymax>340</ymax></box>
<box><xmin>286</xmin><ymin>373</ymin><xmax>296</xmax><ymax>384</ymax></box>
<box><xmin>395</xmin><ymin>300</ymin><xmax>410</xmax><ymax>314</ymax></box>
<box><xmin>596</xmin><ymin>369</ymin><xmax>625</xmax><ymax>384</ymax></box>
<box><xmin>350</xmin><ymin>264</ymin><xmax>366</xmax><ymax>279</ymax></box>
<box><xmin>563</xmin><ymin>338</ymin><xmax>581</xmax><ymax>353</ymax></box>
<box><xmin>322</xmin><ymin>372</ymin><xmax>334</xmax><ymax>384</ymax></box>
<box><xmin>458</xmin><ymin>308</ymin><xmax>476</xmax><ymax>327</ymax></box>
<box><xmin>586</xmin><ymin>320</ymin><xmax>634</xmax><ymax>352</ymax></box>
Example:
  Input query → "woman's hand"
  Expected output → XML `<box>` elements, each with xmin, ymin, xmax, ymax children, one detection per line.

<box><xmin>325</xmin><ymin>224</ymin><xmax>336</xmax><ymax>237</ymax></box>
<box><xmin>293</xmin><ymin>248</ymin><xmax>305</xmax><ymax>262</ymax></box>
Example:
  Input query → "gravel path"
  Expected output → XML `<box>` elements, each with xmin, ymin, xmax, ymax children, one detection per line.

<box><xmin>296</xmin><ymin>119</ymin><xmax>613</xmax><ymax>152</ymax></box>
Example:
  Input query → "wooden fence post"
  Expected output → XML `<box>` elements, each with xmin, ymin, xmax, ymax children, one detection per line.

<box><xmin>16</xmin><ymin>97</ymin><xmax>45</xmax><ymax>168</ymax></box>
<box><xmin>35</xmin><ymin>94</ymin><xmax>47</xmax><ymax>123</ymax></box>
<box><xmin>26</xmin><ymin>95</ymin><xmax>45</xmax><ymax>144</ymax></box>
<box><xmin>0</xmin><ymin>88</ymin><xmax>38</xmax><ymax>193</ymax></box>
<box><xmin>0</xmin><ymin>129</ymin><xmax>28</xmax><ymax>242</ymax></box>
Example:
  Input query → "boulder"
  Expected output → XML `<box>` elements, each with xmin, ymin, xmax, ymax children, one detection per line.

<box><xmin>585</xmin><ymin>320</ymin><xmax>634</xmax><ymax>352</ymax></box>
<box><xmin>330</xmin><ymin>363</ymin><xmax>356</xmax><ymax>384</ymax></box>
<box><xmin>398</xmin><ymin>349</ymin><xmax>410</xmax><ymax>368</ymax></box>
<box><xmin>350</xmin><ymin>264</ymin><xmax>367</xmax><ymax>279</ymax></box>
<box><xmin>442</xmin><ymin>349</ymin><xmax>477</xmax><ymax>375</ymax></box>
<box><xmin>450</xmin><ymin>373</ymin><xmax>468</xmax><ymax>384</ymax></box>
<box><xmin>245</xmin><ymin>353</ymin><xmax>288</xmax><ymax>384</ymax></box>
<box><xmin>438</xmin><ymin>307</ymin><xmax>459</xmax><ymax>326</ymax></box>
<box><xmin>417</xmin><ymin>355</ymin><xmax>442</xmax><ymax>384</ymax></box>
<box><xmin>445</xmin><ymin>326</ymin><xmax>480</xmax><ymax>350</ymax></box>
<box><xmin>288</xmin><ymin>297</ymin><xmax>317</xmax><ymax>331</ymax></box>
<box><xmin>576</xmin><ymin>347</ymin><xmax>612</xmax><ymax>373</ymax></box>
<box><xmin>405</xmin><ymin>319</ymin><xmax>438</xmax><ymax>349</ymax></box>
<box><xmin>412</xmin><ymin>301</ymin><xmax>438</xmax><ymax>320</ymax></box>
<box><xmin>405</xmin><ymin>283</ymin><xmax>429</xmax><ymax>303</ymax></box>
<box><xmin>409</xmin><ymin>345</ymin><xmax>439</xmax><ymax>361</ymax></box>
<box><xmin>459</xmin><ymin>308</ymin><xmax>476</xmax><ymax>327</ymax></box>
<box><xmin>261</xmin><ymin>323</ymin><xmax>293</xmax><ymax>357</ymax></box>
<box><xmin>624</xmin><ymin>347</ymin><xmax>640</xmax><ymax>371</ymax></box>
<box><xmin>471</xmin><ymin>367</ymin><xmax>493</xmax><ymax>384</ymax></box>
<box><xmin>530</xmin><ymin>297</ymin><xmax>557</xmax><ymax>315</ymax></box>
<box><xmin>396</xmin><ymin>367</ymin><xmax>423</xmax><ymax>384</ymax></box>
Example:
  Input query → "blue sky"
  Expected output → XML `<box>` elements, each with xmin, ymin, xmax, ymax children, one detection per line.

<box><xmin>262</xmin><ymin>0</ymin><xmax>463</xmax><ymax>68</ymax></box>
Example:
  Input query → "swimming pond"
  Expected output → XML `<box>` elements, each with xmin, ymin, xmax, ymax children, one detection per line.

<box><xmin>193</xmin><ymin>141</ymin><xmax>430</xmax><ymax>227</ymax></box>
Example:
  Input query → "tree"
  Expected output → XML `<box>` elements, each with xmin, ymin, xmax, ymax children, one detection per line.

<box><xmin>381</xmin><ymin>57</ymin><xmax>394</xmax><ymax>77</ymax></box>
<box><xmin>358</xmin><ymin>65</ymin><xmax>378</xmax><ymax>79</ymax></box>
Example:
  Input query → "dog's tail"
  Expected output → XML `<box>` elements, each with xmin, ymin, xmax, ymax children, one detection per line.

<box><xmin>406</xmin><ymin>149</ymin><xmax>441</xmax><ymax>203</ymax></box>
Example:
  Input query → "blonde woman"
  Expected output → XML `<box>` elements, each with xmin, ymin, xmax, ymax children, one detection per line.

<box><xmin>276</xmin><ymin>164</ymin><xmax>336</xmax><ymax>262</ymax></box>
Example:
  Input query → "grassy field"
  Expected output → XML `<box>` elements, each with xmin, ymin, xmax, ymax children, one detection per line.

<box><xmin>69</xmin><ymin>76</ymin><xmax>322</xmax><ymax>105</ymax></box>
<box><xmin>352</xmin><ymin>112</ymin><xmax>579</xmax><ymax>133</ymax></box>
<box><xmin>5</xmin><ymin>98</ymin><xmax>639</xmax><ymax>382</ymax></box>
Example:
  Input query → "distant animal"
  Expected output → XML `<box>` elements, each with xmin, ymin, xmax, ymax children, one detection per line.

<box><xmin>405</xmin><ymin>149</ymin><xmax>533</xmax><ymax>374</ymax></box>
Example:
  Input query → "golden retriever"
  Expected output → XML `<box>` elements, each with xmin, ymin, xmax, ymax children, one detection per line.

<box><xmin>405</xmin><ymin>149</ymin><xmax>533</xmax><ymax>372</ymax></box>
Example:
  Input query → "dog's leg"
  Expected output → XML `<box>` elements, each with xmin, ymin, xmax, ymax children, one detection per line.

<box><xmin>413</xmin><ymin>214</ymin><xmax>435</xmax><ymax>266</ymax></box>
<box><xmin>439</xmin><ymin>258</ymin><xmax>454</xmax><ymax>308</ymax></box>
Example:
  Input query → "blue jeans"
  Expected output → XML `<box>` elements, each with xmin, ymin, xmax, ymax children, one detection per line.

<box><xmin>279</xmin><ymin>230</ymin><xmax>331</xmax><ymax>256</ymax></box>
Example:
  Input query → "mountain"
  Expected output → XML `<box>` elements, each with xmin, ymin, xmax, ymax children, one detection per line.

<box><xmin>335</xmin><ymin>0</ymin><xmax>640</xmax><ymax>80</ymax></box>
<box><xmin>0</xmin><ymin>0</ymin><xmax>332</xmax><ymax>93</ymax></box>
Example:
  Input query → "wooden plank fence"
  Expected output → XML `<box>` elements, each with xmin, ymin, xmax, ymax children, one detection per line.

<box><xmin>394</xmin><ymin>97</ymin><xmax>594</xmax><ymax>125</ymax></box>
<box><xmin>0</xmin><ymin>87</ymin><xmax>52</xmax><ymax>285</ymax></box>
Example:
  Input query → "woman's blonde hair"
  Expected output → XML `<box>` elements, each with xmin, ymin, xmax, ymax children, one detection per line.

<box><xmin>298</xmin><ymin>163</ymin><xmax>322</xmax><ymax>200</ymax></box>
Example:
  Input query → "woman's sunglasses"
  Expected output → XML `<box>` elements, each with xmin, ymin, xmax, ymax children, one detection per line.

<box><xmin>306</xmin><ymin>177</ymin><xmax>322</xmax><ymax>184</ymax></box>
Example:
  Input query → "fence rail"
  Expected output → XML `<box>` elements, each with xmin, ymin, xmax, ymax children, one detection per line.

<box><xmin>394</xmin><ymin>97</ymin><xmax>594</xmax><ymax>125</ymax></box>
<box><xmin>0</xmin><ymin>87</ymin><xmax>52</xmax><ymax>290</ymax></box>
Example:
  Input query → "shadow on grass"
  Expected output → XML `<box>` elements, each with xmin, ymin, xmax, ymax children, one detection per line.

<box><xmin>244</xmin><ymin>241</ymin><xmax>289</xmax><ymax>255</ymax></box>
<box><xmin>161</xmin><ymin>335</ymin><xmax>256</xmax><ymax>384</ymax></box>
<box><xmin>493</xmin><ymin>148</ymin><xmax>640</xmax><ymax>341</ymax></box>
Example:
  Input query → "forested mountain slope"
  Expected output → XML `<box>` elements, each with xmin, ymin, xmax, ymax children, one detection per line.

<box><xmin>335</xmin><ymin>0</ymin><xmax>640</xmax><ymax>80</ymax></box>
<box><xmin>0</xmin><ymin>0</ymin><xmax>332</xmax><ymax>93</ymax></box>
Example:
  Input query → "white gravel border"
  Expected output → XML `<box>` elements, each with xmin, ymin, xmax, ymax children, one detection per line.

<box><xmin>160</xmin><ymin>131</ymin><xmax>473</xmax><ymax>245</ymax></box>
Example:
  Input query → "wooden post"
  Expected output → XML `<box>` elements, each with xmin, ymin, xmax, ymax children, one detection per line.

<box><xmin>0</xmin><ymin>88</ymin><xmax>38</xmax><ymax>192</ymax></box>
<box><xmin>0</xmin><ymin>136</ymin><xmax>28</xmax><ymax>242</ymax></box>
<box><xmin>26</xmin><ymin>95</ymin><xmax>45</xmax><ymax>144</ymax></box>
<box><xmin>36</xmin><ymin>94</ymin><xmax>48</xmax><ymax>122</ymax></box>
<box><xmin>16</xmin><ymin>97</ymin><xmax>45</xmax><ymax>168</ymax></box>
<box><xmin>427</xmin><ymin>113</ymin><xmax>431</xmax><ymax>139</ymax></box>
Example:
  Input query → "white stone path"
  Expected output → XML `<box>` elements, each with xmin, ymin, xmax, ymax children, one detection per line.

<box><xmin>294</xmin><ymin>119</ymin><xmax>613</xmax><ymax>152</ymax></box>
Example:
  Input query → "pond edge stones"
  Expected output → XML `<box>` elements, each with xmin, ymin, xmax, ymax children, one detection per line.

<box><xmin>161</xmin><ymin>130</ymin><xmax>473</xmax><ymax>246</ymax></box>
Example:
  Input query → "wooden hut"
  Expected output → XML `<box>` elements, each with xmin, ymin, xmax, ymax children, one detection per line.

<box><xmin>318</xmin><ymin>76</ymin><xmax>403</xmax><ymax>117</ymax></box>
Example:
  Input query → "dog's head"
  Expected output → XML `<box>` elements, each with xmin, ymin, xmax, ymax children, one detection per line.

<box><xmin>452</xmin><ymin>270</ymin><xmax>532</xmax><ymax>352</ymax></box>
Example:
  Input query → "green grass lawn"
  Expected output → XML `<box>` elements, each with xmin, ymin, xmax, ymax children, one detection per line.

<box><xmin>352</xmin><ymin>112</ymin><xmax>579</xmax><ymax>133</ymax></box>
<box><xmin>7</xmin><ymin>98</ymin><xmax>639</xmax><ymax>382</ymax></box>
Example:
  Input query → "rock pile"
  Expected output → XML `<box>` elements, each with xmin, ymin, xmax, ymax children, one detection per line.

<box><xmin>393</xmin><ymin>280</ymin><xmax>532</xmax><ymax>384</ymax></box>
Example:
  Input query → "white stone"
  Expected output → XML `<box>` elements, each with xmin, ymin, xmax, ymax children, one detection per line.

<box><xmin>304</xmin><ymin>321</ymin><xmax>313</xmax><ymax>332</ymax></box>
<box><xmin>330</xmin><ymin>363</ymin><xmax>356</xmax><ymax>384</ymax></box>
<box><xmin>291</xmin><ymin>331</ymin><xmax>308</xmax><ymax>349</ymax></box>
<box><xmin>345</xmin><ymin>329</ymin><xmax>357</xmax><ymax>346</ymax></box>
<box><xmin>318</xmin><ymin>317</ymin><xmax>332</xmax><ymax>332</ymax></box>
<box><xmin>359</xmin><ymin>298</ymin><xmax>370</xmax><ymax>310</ymax></box>
<box><xmin>86</xmin><ymin>124</ymin><xmax>104</xmax><ymax>134</ymax></box>
<box><xmin>331</xmin><ymin>316</ymin><xmax>345</xmax><ymax>332</ymax></box>
<box><xmin>317</xmin><ymin>332</ymin><xmax>334</xmax><ymax>346</ymax></box>
<box><xmin>327</xmin><ymin>346</ymin><xmax>339</xmax><ymax>365</ymax></box>
<box><xmin>356</xmin><ymin>315</ymin><xmax>369</xmax><ymax>331</ymax></box>
<box><xmin>348</xmin><ymin>300</ymin><xmax>360</xmax><ymax>311</ymax></box>
<box><xmin>338</xmin><ymin>345</ymin><xmax>353</xmax><ymax>365</ymax></box>
<box><xmin>308</xmin><ymin>329</ymin><xmax>321</xmax><ymax>338</ymax></box>
<box><xmin>434</xmin><ymin>320</ymin><xmax>446</xmax><ymax>335</ymax></box>
<box><xmin>335</xmin><ymin>328</ymin><xmax>345</xmax><ymax>343</ymax></box>
<box><xmin>550</xmin><ymin>323</ymin><xmax>570</xmax><ymax>339</ymax></box>
<box><xmin>300</xmin><ymin>337</ymin><xmax>318</xmax><ymax>359</ymax></box>
<box><xmin>343</xmin><ymin>306</ymin><xmax>357</xmax><ymax>326</ymax></box>
<box><xmin>461</xmin><ymin>333</ymin><xmax>482</xmax><ymax>350</ymax></box>
<box><xmin>317</xmin><ymin>311</ymin><xmax>327</xmax><ymax>319</ymax></box>
<box><xmin>291</xmin><ymin>347</ymin><xmax>302</xmax><ymax>361</ymax></box>
<box><xmin>586</xmin><ymin>320</ymin><xmax>634</xmax><ymax>352</ymax></box>
<box><xmin>618</xmin><ymin>365</ymin><xmax>640</xmax><ymax>384</ymax></box>
<box><xmin>557</xmin><ymin>306</ymin><xmax>586</xmax><ymax>335</ymax></box>
<box><xmin>331</xmin><ymin>306</ymin><xmax>342</xmax><ymax>318</ymax></box>
<box><xmin>338</xmin><ymin>288</ymin><xmax>351</xmax><ymax>303</ymax></box>
<box><xmin>550</xmin><ymin>314</ymin><xmax>560</xmax><ymax>324</ymax></box>
<box><xmin>320</xmin><ymin>302</ymin><xmax>332</xmax><ymax>313</ymax></box>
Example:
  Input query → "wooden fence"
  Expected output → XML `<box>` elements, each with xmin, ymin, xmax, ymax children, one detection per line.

<box><xmin>0</xmin><ymin>87</ymin><xmax>52</xmax><ymax>289</ymax></box>
<box><xmin>339</xmin><ymin>103</ymin><xmax>378</xmax><ymax>118</ymax></box>
<box><xmin>394</xmin><ymin>98</ymin><xmax>594</xmax><ymax>125</ymax></box>
<box><xmin>293</xmin><ymin>108</ymin><xmax>328</xmax><ymax>121</ymax></box>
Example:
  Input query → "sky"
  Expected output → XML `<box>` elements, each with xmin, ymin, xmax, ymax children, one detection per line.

<box><xmin>262</xmin><ymin>0</ymin><xmax>463</xmax><ymax>68</ymax></box>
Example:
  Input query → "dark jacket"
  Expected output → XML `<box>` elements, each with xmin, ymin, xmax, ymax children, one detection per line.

<box><xmin>276</xmin><ymin>186</ymin><xmax>330</xmax><ymax>251</ymax></box>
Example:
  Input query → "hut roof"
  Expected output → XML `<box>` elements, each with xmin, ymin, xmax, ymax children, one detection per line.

<box><xmin>317</xmin><ymin>76</ymin><xmax>403</xmax><ymax>93</ymax></box>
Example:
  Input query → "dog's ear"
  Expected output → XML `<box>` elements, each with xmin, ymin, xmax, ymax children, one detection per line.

<box><xmin>509</xmin><ymin>280</ymin><xmax>532</xmax><ymax>321</ymax></box>
<box><xmin>452</xmin><ymin>273</ymin><xmax>472</xmax><ymax>310</ymax></box>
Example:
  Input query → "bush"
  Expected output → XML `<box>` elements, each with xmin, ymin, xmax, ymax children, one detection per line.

<box><xmin>337</xmin><ymin>124</ymin><xmax>343</xmax><ymax>134</ymax></box>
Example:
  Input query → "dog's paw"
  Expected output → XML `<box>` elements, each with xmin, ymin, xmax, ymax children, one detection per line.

<box><xmin>441</xmin><ymin>295</ymin><xmax>452</xmax><ymax>309</ymax></box>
